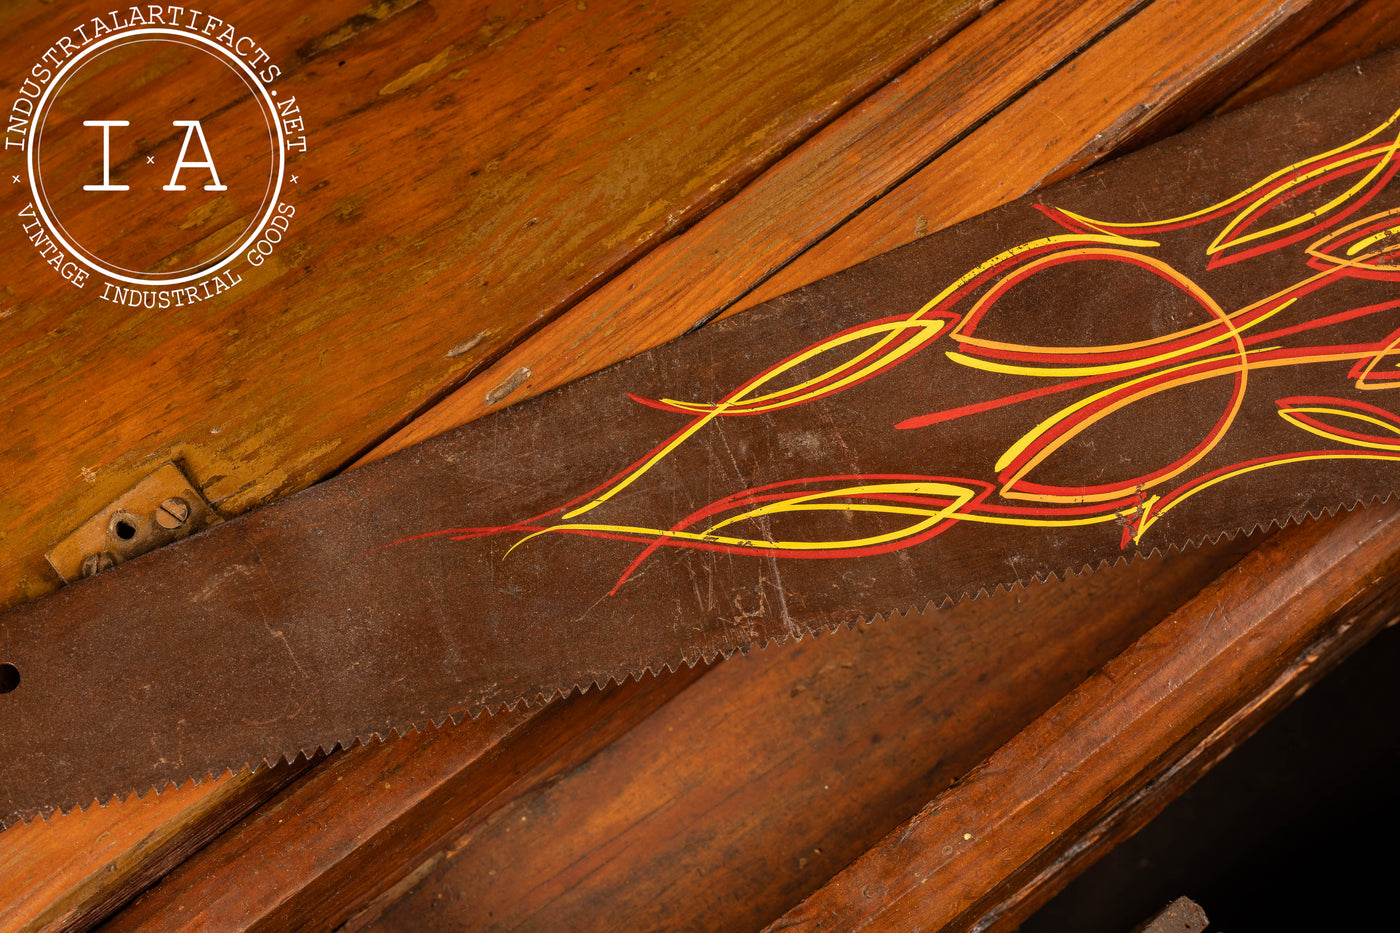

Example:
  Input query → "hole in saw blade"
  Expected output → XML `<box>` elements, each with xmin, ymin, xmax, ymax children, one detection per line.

<box><xmin>0</xmin><ymin>663</ymin><xmax>18</xmax><ymax>694</ymax></box>
<box><xmin>113</xmin><ymin>519</ymin><xmax>137</xmax><ymax>540</ymax></box>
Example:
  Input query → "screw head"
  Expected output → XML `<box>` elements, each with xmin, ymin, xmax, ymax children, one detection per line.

<box><xmin>81</xmin><ymin>552</ymin><xmax>116</xmax><ymax>578</ymax></box>
<box><xmin>156</xmin><ymin>497</ymin><xmax>191</xmax><ymax>529</ymax></box>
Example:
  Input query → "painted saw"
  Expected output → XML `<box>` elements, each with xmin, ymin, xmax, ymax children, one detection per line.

<box><xmin>7</xmin><ymin>52</ymin><xmax>1400</xmax><ymax>829</ymax></box>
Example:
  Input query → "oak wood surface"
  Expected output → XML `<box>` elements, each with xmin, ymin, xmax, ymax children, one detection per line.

<box><xmin>975</xmin><ymin>550</ymin><xmax>1399</xmax><ymax>933</ymax></box>
<box><xmin>0</xmin><ymin>0</ymin><xmax>1388</xmax><ymax>930</ymax></box>
<box><xmin>770</xmin><ymin>502</ymin><xmax>1400</xmax><ymax>933</ymax></box>
<box><xmin>0</xmin><ymin>756</ymin><xmax>317</xmax><ymax>933</ymax></box>
<box><xmin>1214</xmin><ymin>0</ymin><xmax>1400</xmax><ymax>111</ymax></box>
<box><xmin>0</xmin><ymin>0</ymin><xmax>980</xmax><ymax>611</ymax></box>
<box><xmin>375</xmin><ymin>0</ymin><xmax>1358</xmax><ymax>453</ymax></box>
<box><xmin>348</xmin><ymin>542</ymin><xmax>1261</xmax><ymax>933</ymax></box>
<box><xmin>370</xmin><ymin>0</ymin><xmax>1155</xmax><ymax>455</ymax></box>
<box><xmin>728</xmin><ymin>0</ymin><xmax>1358</xmax><ymax>314</ymax></box>
<box><xmin>95</xmin><ymin>665</ymin><xmax>710</xmax><ymax>933</ymax></box>
<box><xmin>74</xmin><ymin>0</ymin><xmax>1378</xmax><ymax>930</ymax></box>
<box><xmin>0</xmin><ymin>0</ymin><xmax>987</xmax><ymax>926</ymax></box>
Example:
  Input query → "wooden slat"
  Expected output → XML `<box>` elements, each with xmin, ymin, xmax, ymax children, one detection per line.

<box><xmin>1213</xmin><ymin>0</ymin><xmax>1400</xmax><ymax>112</ymax></box>
<box><xmin>974</xmin><ymin>580</ymin><xmax>1387</xmax><ymax>931</ymax></box>
<box><xmin>769</xmin><ymin>503</ymin><xmax>1400</xmax><ymax>933</ymax></box>
<box><xmin>0</xmin><ymin>758</ymin><xmax>316</xmax><ymax>933</ymax></box>
<box><xmin>0</xmin><ymin>0</ymin><xmax>987</xmax><ymax>926</ymax></box>
<box><xmin>368</xmin><ymin>0</ymin><xmax>1152</xmax><ymax>456</ymax></box>
<box><xmin>95</xmin><ymin>668</ymin><xmax>707</xmax><ymax>932</ymax></box>
<box><xmin>126</xmin><ymin>542</ymin><xmax>1257</xmax><ymax>933</ymax></box>
<box><xmin>0</xmin><ymin>0</ymin><xmax>981</xmax><ymax>610</ymax></box>
<box><xmin>728</xmin><ymin>0</ymin><xmax>1357</xmax><ymax>314</ymax></box>
<box><xmin>85</xmin><ymin>0</ymin><xmax>1364</xmax><ymax>929</ymax></box>
<box><xmin>370</xmin><ymin>0</ymin><xmax>1355</xmax><ymax>453</ymax></box>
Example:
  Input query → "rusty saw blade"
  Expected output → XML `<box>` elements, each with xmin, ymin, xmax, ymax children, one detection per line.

<box><xmin>8</xmin><ymin>52</ymin><xmax>1400</xmax><ymax>828</ymax></box>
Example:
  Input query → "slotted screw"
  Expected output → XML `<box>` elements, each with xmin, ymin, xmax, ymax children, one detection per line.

<box><xmin>81</xmin><ymin>552</ymin><xmax>116</xmax><ymax>578</ymax></box>
<box><xmin>156</xmin><ymin>497</ymin><xmax>191</xmax><ymax>530</ymax></box>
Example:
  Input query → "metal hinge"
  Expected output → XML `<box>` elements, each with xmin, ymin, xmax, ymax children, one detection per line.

<box><xmin>45</xmin><ymin>462</ymin><xmax>222</xmax><ymax>583</ymax></box>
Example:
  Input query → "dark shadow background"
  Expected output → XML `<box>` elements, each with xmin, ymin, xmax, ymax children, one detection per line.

<box><xmin>1018</xmin><ymin>616</ymin><xmax>1400</xmax><ymax>932</ymax></box>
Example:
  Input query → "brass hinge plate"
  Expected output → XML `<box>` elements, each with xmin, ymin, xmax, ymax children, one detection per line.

<box><xmin>45</xmin><ymin>462</ymin><xmax>223</xmax><ymax>583</ymax></box>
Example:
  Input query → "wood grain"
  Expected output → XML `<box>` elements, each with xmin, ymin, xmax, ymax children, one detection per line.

<box><xmin>769</xmin><ymin>503</ymin><xmax>1400</xmax><ymax>933</ymax></box>
<box><xmin>0</xmin><ymin>756</ymin><xmax>316</xmax><ymax>933</ymax></box>
<box><xmin>96</xmin><ymin>667</ymin><xmax>707</xmax><ymax>933</ymax></box>
<box><xmin>728</xmin><ymin>0</ymin><xmax>1357</xmax><ymax>313</ymax></box>
<box><xmin>969</xmin><ymin>562</ymin><xmax>1397</xmax><ymax>933</ymax></box>
<box><xmin>371</xmin><ymin>0</ymin><xmax>1356</xmax><ymax>454</ymax></box>
<box><xmin>79</xmin><ymin>1</ymin><xmax>1379</xmax><ymax>929</ymax></box>
<box><xmin>0</xmin><ymin>0</ymin><xmax>980</xmax><ymax>611</ymax></box>
<box><xmin>368</xmin><ymin>0</ymin><xmax>1153</xmax><ymax>456</ymax></box>
<box><xmin>0</xmin><ymin>1</ymin><xmax>1380</xmax><ymax>930</ymax></box>
<box><xmin>0</xmin><ymin>0</ymin><xmax>985</xmax><ymax>926</ymax></box>
<box><xmin>1213</xmin><ymin>0</ymin><xmax>1400</xmax><ymax>112</ymax></box>
<box><xmin>336</xmin><ymin>542</ymin><xmax>1256</xmax><ymax>933</ymax></box>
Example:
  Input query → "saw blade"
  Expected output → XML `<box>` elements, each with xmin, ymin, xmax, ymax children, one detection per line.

<box><xmin>7</xmin><ymin>50</ymin><xmax>1400</xmax><ymax>828</ymax></box>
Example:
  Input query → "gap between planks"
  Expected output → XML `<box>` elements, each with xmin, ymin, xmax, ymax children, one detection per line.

<box><xmin>4</xmin><ymin>0</ymin><xmax>1376</xmax><ymax>930</ymax></box>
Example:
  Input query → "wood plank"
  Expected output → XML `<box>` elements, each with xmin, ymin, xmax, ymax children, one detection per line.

<box><xmin>370</xmin><ymin>0</ymin><xmax>1356</xmax><ymax>455</ymax></box>
<box><xmin>81</xmin><ymin>0</ymin><xmax>1360</xmax><ymax>924</ymax></box>
<box><xmin>157</xmin><ymin>541</ymin><xmax>1259</xmax><ymax>933</ymax></box>
<box><xmin>0</xmin><ymin>0</ymin><xmax>986</xmax><ymax>926</ymax></box>
<box><xmin>95</xmin><ymin>668</ymin><xmax>707</xmax><ymax>933</ymax></box>
<box><xmin>1213</xmin><ymin>0</ymin><xmax>1400</xmax><ymax>112</ymax></box>
<box><xmin>368</xmin><ymin>0</ymin><xmax>1153</xmax><ymax>456</ymax></box>
<box><xmin>975</xmin><ymin>580</ymin><xmax>1390</xmax><ymax>932</ymax></box>
<box><xmin>0</xmin><ymin>756</ymin><xmax>317</xmax><ymax>933</ymax></box>
<box><xmin>0</xmin><ymin>0</ymin><xmax>981</xmax><ymax>611</ymax></box>
<box><xmin>729</xmin><ymin>0</ymin><xmax>1357</xmax><ymax>314</ymax></box>
<box><xmin>768</xmin><ymin>503</ymin><xmax>1400</xmax><ymax>933</ymax></box>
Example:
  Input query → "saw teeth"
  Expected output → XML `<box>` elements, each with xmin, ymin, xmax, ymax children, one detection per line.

<box><xmin>3</xmin><ymin>497</ymin><xmax>1394</xmax><ymax>834</ymax></box>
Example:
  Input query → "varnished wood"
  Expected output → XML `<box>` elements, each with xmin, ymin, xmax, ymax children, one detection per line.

<box><xmin>369</xmin><ymin>0</ymin><xmax>1154</xmax><ymax>457</ymax></box>
<box><xmin>321</xmin><ymin>544</ymin><xmax>1254</xmax><ymax>933</ymax></box>
<box><xmin>0</xmin><ymin>0</ymin><xmax>980</xmax><ymax>611</ymax></box>
<box><xmin>96</xmin><ymin>668</ymin><xmax>707</xmax><ymax>932</ymax></box>
<box><xmin>372</xmin><ymin>0</ymin><xmax>1354</xmax><ymax>455</ymax></box>
<box><xmin>0</xmin><ymin>0</ymin><xmax>985</xmax><ymax>925</ymax></box>
<box><xmin>0</xmin><ymin>756</ymin><xmax>316</xmax><ymax>933</ymax></box>
<box><xmin>76</xmin><ymin>1</ymin><xmax>1377</xmax><ymax>924</ymax></box>
<box><xmin>730</xmin><ymin>0</ymin><xmax>1356</xmax><ymax>314</ymax></box>
<box><xmin>770</xmin><ymin>503</ymin><xmax>1400</xmax><ymax>932</ymax></box>
<box><xmin>0</xmin><ymin>0</ymin><xmax>1385</xmax><ymax>930</ymax></box>
<box><xmin>976</xmin><ymin>568</ymin><xmax>1394</xmax><ymax>932</ymax></box>
<box><xmin>1213</xmin><ymin>0</ymin><xmax>1400</xmax><ymax>112</ymax></box>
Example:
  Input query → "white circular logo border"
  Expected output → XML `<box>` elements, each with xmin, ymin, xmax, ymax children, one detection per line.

<box><xmin>25</xmin><ymin>27</ymin><xmax>286</xmax><ymax>287</ymax></box>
